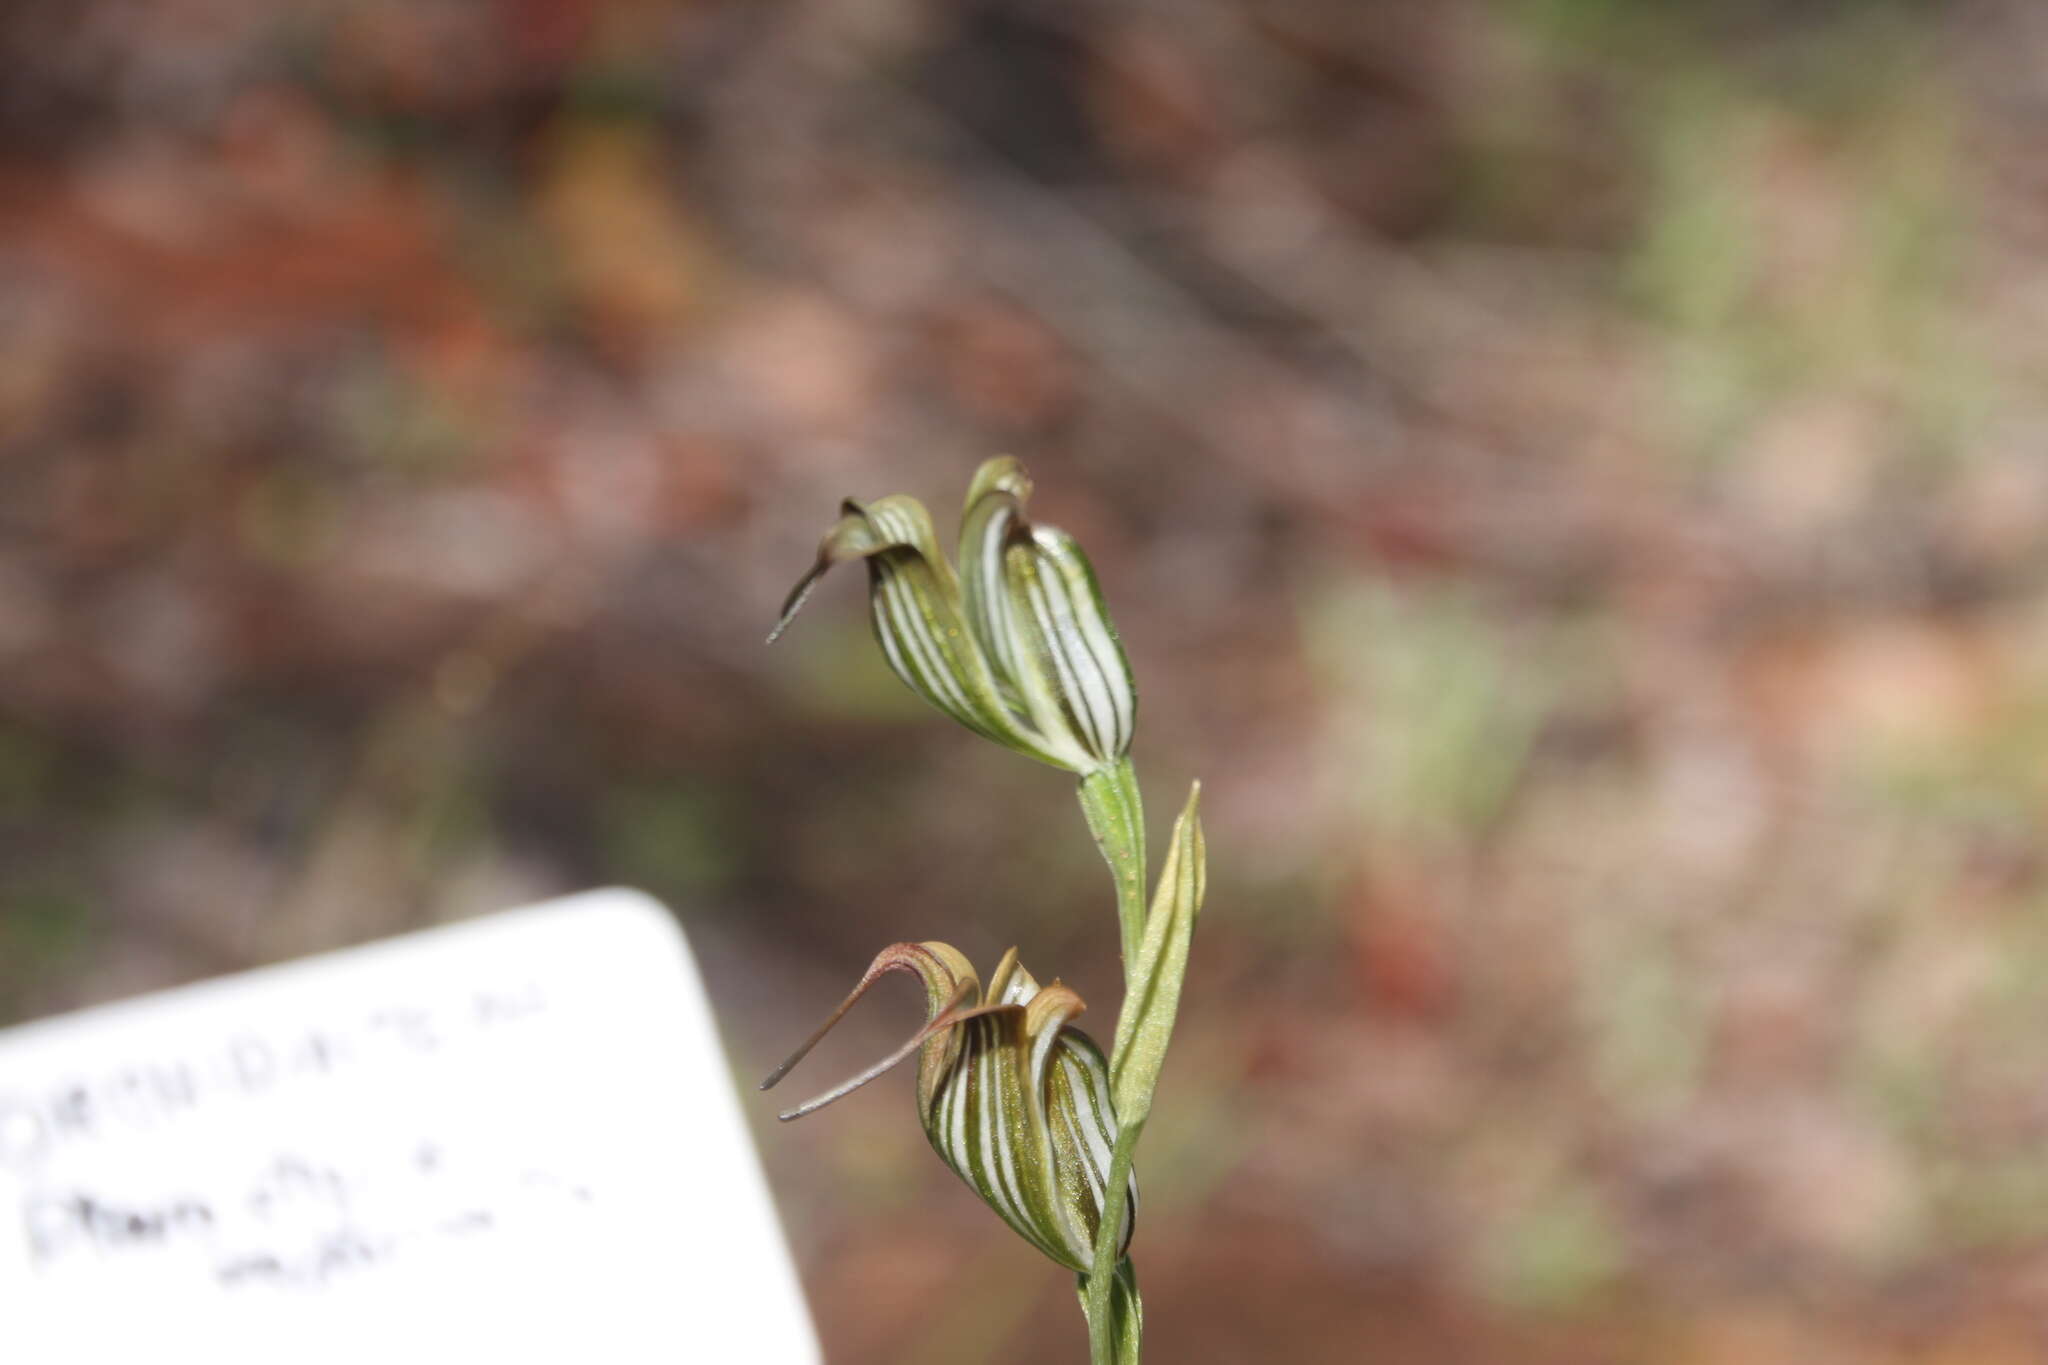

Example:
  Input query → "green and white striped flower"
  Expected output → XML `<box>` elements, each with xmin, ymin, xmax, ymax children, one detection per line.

<box><xmin>761</xmin><ymin>940</ymin><xmax>1135</xmax><ymax>1272</ymax></box>
<box><xmin>769</xmin><ymin>457</ymin><xmax>1137</xmax><ymax>775</ymax></box>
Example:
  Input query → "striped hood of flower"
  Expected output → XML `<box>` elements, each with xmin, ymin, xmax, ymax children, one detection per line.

<box><xmin>761</xmin><ymin>940</ymin><xmax>1135</xmax><ymax>1272</ymax></box>
<box><xmin>768</xmin><ymin>457</ymin><xmax>1136</xmax><ymax>775</ymax></box>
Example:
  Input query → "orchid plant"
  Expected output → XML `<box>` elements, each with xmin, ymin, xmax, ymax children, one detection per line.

<box><xmin>763</xmin><ymin>457</ymin><xmax>1206</xmax><ymax>1363</ymax></box>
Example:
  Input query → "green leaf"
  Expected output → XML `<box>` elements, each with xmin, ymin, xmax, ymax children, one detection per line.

<box><xmin>1110</xmin><ymin>781</ymin><xmax>1206</xmax><ymax>1125</ymax></box>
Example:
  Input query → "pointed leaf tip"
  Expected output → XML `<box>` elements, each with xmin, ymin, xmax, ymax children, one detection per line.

<box><xmin>766</xmin><ymin>564</ymin><xmax>826</xmax><ymax>644</ymax></box>
<box><xmin>768</xmin><ymin>498</ymin><xmax>881</xmax><ymax>646</ymax></box>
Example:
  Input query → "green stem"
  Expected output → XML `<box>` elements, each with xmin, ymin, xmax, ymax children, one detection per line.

<box><xmin>1078</xmin><ymin>1258</ymin><xmax>1141</xmax><ymax>1363</ymax></box>
<box><xmin>1082</xmin><ymin>1124</ymin><xmax>1145</xmax><ymax>1362</ymax></box>
<box><xmin>1077</xmin><ymin>757</ymin><xmax>1147</xmax><ymax>971</ymax></box>
<box><xmin>1077</xmin><ymin>755</ymin><xmax>1151</xmax><ymax>1363</ymax></box>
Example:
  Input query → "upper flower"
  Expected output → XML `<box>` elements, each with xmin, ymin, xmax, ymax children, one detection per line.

<box><xmin>770</xmin><ymin>457</ymin><xmax>1137</xmax><ymax>775</ymax></box>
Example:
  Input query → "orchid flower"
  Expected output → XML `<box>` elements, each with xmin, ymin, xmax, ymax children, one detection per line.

<box><xmin>770</xmin><ymin>457</ymin><xmax>1135</xmax><ymax>777</ymax></box>
<box><xmin>761</xmin><ymin>941</ymin><xmax>1135</xmax><ymax>1273</ymax></box>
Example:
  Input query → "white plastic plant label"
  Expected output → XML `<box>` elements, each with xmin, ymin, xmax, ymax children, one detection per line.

<box><xmin>0</xmin><ymin>889</ymin><xmax>820</xmax><ymax>1364</ymax></box>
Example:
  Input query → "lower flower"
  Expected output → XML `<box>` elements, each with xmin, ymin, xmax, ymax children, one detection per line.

<box><xmin>762</xmin><ymin>940</ymin><xmax>1135</xmax><ymax>1271</ymax></box>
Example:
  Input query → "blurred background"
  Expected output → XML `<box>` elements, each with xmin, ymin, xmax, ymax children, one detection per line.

<box><xmin>7</xmin><ymin>0</ymin><xmax>2048</xmax><ymax>1359</ymax></box>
